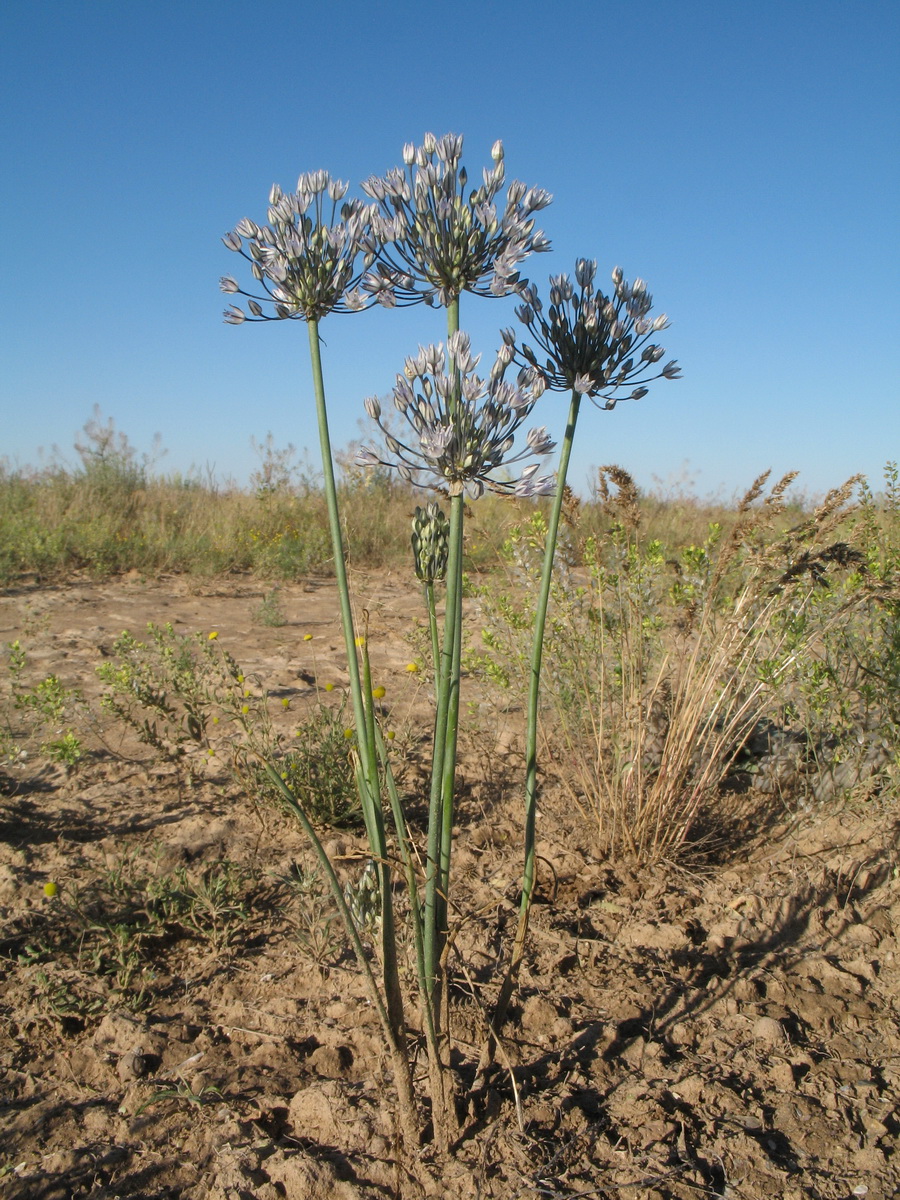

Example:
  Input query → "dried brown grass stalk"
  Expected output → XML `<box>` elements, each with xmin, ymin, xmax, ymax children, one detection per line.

<box><xmin>538</xmin><ymin>471</ymin><xmax>864</xmax><ymax>861</ymax></box>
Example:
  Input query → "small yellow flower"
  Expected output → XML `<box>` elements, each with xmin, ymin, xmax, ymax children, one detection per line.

<box><xmin>241</xmin><ymin>704</ymin><xmax>250</xmax><ymax>715</ymax></box>
<box><xmin>207</xmin><ymin>749</ymin><xmax>215</xmax><ymax>757</ymax></box>
<box><xmin>244</xmin><ymin>688</ymin><xmax>251</xmax><ymax>697</ymax></box>
<box><xmin>303</xmin><ymin>633</ymin><xmax>313</xmax><ymax>642</ymax></box>
<box><xmin>43</xmin><ymin>881</ymin><xmax>58</xmax><ymax>898</ymax></box>
<box><xmin>212</xmin><ymin>716</ymin><xmax>219</xmax><ymax>725</ymax></box>
<box><xmin>208</xmin><ymin>631</ymin><xmax>219</xmax><ymax>640</ymax></box>
<box><xmin>405</xmin><ymin>662</ymin><xmax>420</xmax><ymax>673</ymax></box>
<box><xmin>237</xmin><ymin>674</ymin><xmax>244</xmax><ymax>683</ymax></box>
<box><xmin>281</xmin><ymin>697</ymin><xmax>291</xmax><ymax>709</ymax></box>
<box><xmin>324</xmin><ymin>682</ymin><xmax>334</xmax><ymax>692</ymax></box>
<box><xmin>355</xmin><ymin>636</ymin><xmax>366</xmax><ymax>647</ymax></box>
<box><xmin>386</xmin><ymin>730</ymin><xmax>396</xmax><ymax>741</ymax></box>
<box><xmin>372</xmin><ymin>686</ymin><xmax>386</xmax><ymax>699</ymax></box>
<box><xmin>343</xmin><ymin>728</ymin><xmax>354</xmax><ymax>739</ymax></box>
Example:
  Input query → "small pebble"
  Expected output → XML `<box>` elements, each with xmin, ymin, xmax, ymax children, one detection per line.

<box><xmin>116</xmin><ymin>1049</ymin><xmax>147</xmax><ymax>1082</ymax></box>
<box><xmin>752</xmin><ymin>1016</ymin><xmax>783</xmax><ymax>1044</ymax></box>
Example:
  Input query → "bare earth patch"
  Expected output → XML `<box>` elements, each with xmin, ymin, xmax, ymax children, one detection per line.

<box><xmin>1</xmin><ymin>576</ymin><xmax>898</xmax><ymax>1198</ymax></box>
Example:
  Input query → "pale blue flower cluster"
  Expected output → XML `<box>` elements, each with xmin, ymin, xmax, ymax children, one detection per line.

<box><xmin>356</xmin><ymin>332</ymin><xmax>555</xmax><ymax>498</ymax></box>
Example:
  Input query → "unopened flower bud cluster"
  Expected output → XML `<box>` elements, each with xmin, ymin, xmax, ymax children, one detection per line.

<box><xmin>411</xmin><ymin>503</ymin><xmax>451</xmax><ymax>584</ymax></box>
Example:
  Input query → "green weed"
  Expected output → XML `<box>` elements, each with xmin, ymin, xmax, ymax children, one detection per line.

<box><xmin>252</xmin><ymin>586</ymin><xmax>289</xmax><ymax>627</ymax></box>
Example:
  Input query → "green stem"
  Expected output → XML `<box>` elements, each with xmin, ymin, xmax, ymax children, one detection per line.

<box><xmin>305</xmin><ymin>318</ymin><xmax>404</xmax><ymax>1041</ymax></box>
<box><xmin>374</xmin><ymin>726</ymin><xmax>439</xmax><ymax>1063</ymax></box>
<box><xmin>422</xmin><ymin>295</ymin><xmax>462</xmax><ymax>1006</ymax></box>
<box><xmin>436</xmin><ymin>492</ymin><xmax>464</xmax><ymax>958</ymax></box>
<box><xmin>306</xmin><ymin>318</ymin><xmax>378</xmax><ymax>813</ymax></box>
<box><xmin>423</xmin><ymin>490</ymin><xmax>464</xmax><ymax>998</ymax></box>
<box><xmin>486</xmin><ymin>388</ymin><xmax>582</xmax><ymax>1044</ymax></box>
<box><xmin>423</xmin><ymin>581</ymin><xmax>441</xmax><ymax>704</ymax></box>
<box><xmin>522</xmin><ymin>390</ymin><xmax>581</xmax><ymax>911</ymax></box>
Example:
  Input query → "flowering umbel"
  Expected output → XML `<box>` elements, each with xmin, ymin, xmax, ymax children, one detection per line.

<box><xmin>220</xmin><ymin>172</ymin><xmax>378</xmax><ymax>323</ymax></box>
<box><xmin>361</xmin><ymin>133</ymin><xmax>552</xmax><ymax>308</ymax></box>
<box><xmin>507</xmin><ymin>261</ymin><xmax>681</xmax><ymax>407</ymax></box>
<box><xmin>356</xmin><ymin>332</ymin><xmax>555</xmax><ymax>498</ymax></box>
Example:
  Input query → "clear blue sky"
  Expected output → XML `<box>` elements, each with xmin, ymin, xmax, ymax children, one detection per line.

<box><xmin>3</xmin><ymin>0</ymin><xmax>898</xmax><ymax>500</ymax></box>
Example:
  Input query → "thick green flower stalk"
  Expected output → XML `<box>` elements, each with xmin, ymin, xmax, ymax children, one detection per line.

<box><xmin>482</xmin><ymin>261</ymin><xmax>681</xmax><ymax>1059</ymax></box>
<box><xmin>221</xmin><ymin>172</ymin><xmax>420</xmax><ymax>1148</ymax></box>
<box><xmin>358</xmin><ymin>134</ymin><xmax>554</xmax><ymax>1090</ymax></box>
<box><xmin>357</xmin><ymin>333</ymin><xmax>553</xmax><ymax>981</ymax></box>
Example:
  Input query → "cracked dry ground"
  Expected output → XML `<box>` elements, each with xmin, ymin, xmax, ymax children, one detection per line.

<box><xmin>1</xmin><ymin>575</ymin><xmax>898</xmax><ymax>1199</ymax></box>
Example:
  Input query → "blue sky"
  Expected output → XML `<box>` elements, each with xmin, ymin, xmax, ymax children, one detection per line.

<box><xmin>2</xmin><ymin>0</ymin><xmax>898</xmax><ymax>501</ymax></box>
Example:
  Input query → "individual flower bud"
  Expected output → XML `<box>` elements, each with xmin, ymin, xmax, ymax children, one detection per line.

<box><xmin>575</xmin><ymin>258</ymin><xmax>597</xmax><ymax>288</ymax></box>
<box><xmin>355</xmin><ymin>447</ymin><xmax>381</xmax><ymax>467</ymax></box>
<box><xmin>222</xmin><ymin>231</ymin><xmax>242</xmax><ymax>251</ymax></box>
<box><xmin>235</xmin><ymin>218</ymin><xmax>258</xmax><ymax>238</ymax></box>
<box><xmin>224</xmin><ymin>305</ymin><xmax>246</xmax><ymax>324</ymax></box>
<box><xmin>491</xmin><ymin>139</ymin><xmax>504</xmax><ymax>163</ymax></box>
<box><xmin>402</xmin><ymin>142</ymin><xmax>416</xmax><ymax>165</ymax></box>
<box><xmin>523</xmin><ymin>187</ymin><xmax>552</xmax><ymax>212</ymax></box>
<box><xmin>248</xmin><ymin>299</ymin><xmax>263</xmax><ymax>317</ymax></box>
<box><xmin>364</xmin><ymin>395</ymin><xmax>381</xmax><ymax>420</ymax></box>
<box><xmin>662</xmin><ymin>361</ymin><xmax>682</xmax><ymax>378</ymax></box>
<box><xmin>423</xmin><ymin>131</ymin><xmax>437</xmax><ymax>154</ymax></box>
<box><xmin>526</xmin><ymin>426</ymin><xmax>555</xmax><ymax>454</ymax></box>
<box><xmin>219</xmin><ymin>276</ymin><xmax>239</xmax><ymax>293</ymax></box>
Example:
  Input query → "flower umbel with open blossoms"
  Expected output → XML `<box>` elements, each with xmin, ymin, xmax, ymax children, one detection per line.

<box><xmin>506</xmin><ymin>260</ymin><xmax>681</xmax><ymax>407</ymax></box>
<box><xmin>356</xmin><ymin>332</ymin><xmax>555</xmax><ymax>498</ymax></box>
<box><xmin>220</xmin><ymin>172</ymin><xmax>378</xmax><ymax>323</ymax></box>
<box><xmin>361</xmin><ymin>133</ymin><xmax>552</xmax><ymax>308</ymax></box>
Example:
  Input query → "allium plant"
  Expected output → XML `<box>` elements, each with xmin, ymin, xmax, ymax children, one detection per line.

<box><xmin>357</xmin><ymin>331</ymin><xmax>554</xmax><ymax>1097</ymax></box>
<box><xmin>357</xmin><ymin>135</ymin><xmax>555</xmax><ymax>1142</ymax></box>
<box><xmin>222</xmin><ymin>171</ymin><xmax>420</xmax><ymax>1151</ymax></box>
<box><xmin>479</xmin><ymin>263</ymin><xmax>680</xmax><ymax>1064</ymax></box>
<box><xmin>223</xmin><ymin>136</ymin><xmax>677</xmax><ymax>1163</ymax></box>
